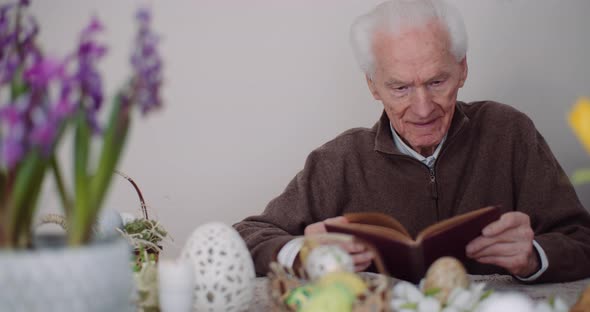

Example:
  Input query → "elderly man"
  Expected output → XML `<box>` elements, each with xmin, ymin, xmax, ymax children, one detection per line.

<box><xmin>233</xmin><ymin>0</ymin><xmax>590</xmax><ymax>283</ymax></box>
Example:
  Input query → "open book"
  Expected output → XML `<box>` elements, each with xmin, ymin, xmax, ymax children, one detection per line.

<box><xmin>324</xmin><ymin>206</ymin><xmax>501</xmax><ymax>283</ymax></box>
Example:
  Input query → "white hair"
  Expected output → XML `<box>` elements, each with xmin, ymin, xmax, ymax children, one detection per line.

<box><xmin>350</xmin><ymin>0</ymin><xmax>468</xmax><ymax>76</ymax></box>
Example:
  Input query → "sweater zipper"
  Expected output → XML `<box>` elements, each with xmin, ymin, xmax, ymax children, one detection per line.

<box><xmin>389</xmin><ymin>155</ymin><xmax>439</xmax><ymax>199</ymax></box>
<box><xmin>428</xmin><ymin>118</ymin><xmax>467</xmax><ymax>219</ymax></box>
<box><xmin>382</xmin><ymin>111</ymin><xmax>468</xmax><ymax>220</ymax></box>
<box><xmin>429</xmin><ymin>166</ymin><xmax>438</xmax><ymax>199</ymax></box>
<box><xmin>429</xmin><ymin>165</ymin><xmax>439</xmax><ymax>220</ymax></box>
<box><xmin>387</xmin><ymin>154</ymin><xmax>440</xmax><ymax>218</ymax></box>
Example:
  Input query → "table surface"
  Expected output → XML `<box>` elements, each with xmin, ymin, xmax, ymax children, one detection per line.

<box><xmin>248</xmin><ymin>274</ymin><xmax>590</xmax><ymax>311</ymax></box>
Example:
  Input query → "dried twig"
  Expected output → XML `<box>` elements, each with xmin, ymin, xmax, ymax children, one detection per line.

<box><xmin>36</xmin><ymin>213</ymin><xmax>68</xmax><ymax>230</ymax></box>
<box><xmin>115</xmin><ymin>170</ymin><xmax>149</xmax><ymax>220</ymax></box>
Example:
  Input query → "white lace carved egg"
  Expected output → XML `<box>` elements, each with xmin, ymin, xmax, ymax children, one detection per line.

<box><xmin>180</xmin><ymin>222</ymin><xmax>255</xmax><ymax>312</ymax></box>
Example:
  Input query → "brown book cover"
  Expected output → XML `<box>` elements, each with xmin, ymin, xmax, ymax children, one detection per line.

<box><xmin>324</xmin><ymin>206</ymin><xmax>501</xmax><ymax>283</ymax></box>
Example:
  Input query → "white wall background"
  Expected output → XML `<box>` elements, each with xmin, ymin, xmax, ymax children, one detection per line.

<box><xmin>29</xmin><ymin>0</ymin><xmax>590</xmax><ymax>258</ymax></box>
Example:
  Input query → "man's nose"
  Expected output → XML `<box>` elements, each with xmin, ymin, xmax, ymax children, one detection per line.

<box><xmin>411</xmin><ymin>87</ymin><xmax>435</xmax><ymax>118</ymax></box>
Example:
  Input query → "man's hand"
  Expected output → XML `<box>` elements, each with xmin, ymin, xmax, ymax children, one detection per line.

<box><xmin>466</xmin><ymin>212</ymin><xmax>540</xmax><ymax>277</ymax></box>
<box><xmin>304</xmin><ymin>217</ymin><xmax>374</xmax><ymax>272</ymax></box>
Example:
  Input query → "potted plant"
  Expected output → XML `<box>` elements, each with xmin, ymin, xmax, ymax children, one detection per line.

<box><xmin>0</xmin><ymin>1</ymin><xmax>163</xmax><ymax>311</ymax></box>
<box><xmin>114</xmin><ymin>170</ymin><xmax>169</xmax><ymax>269</ymax></box>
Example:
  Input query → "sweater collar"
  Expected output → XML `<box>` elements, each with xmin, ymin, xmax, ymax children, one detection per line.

<box><xmin>373</xmin><ymin>102</ymin><xmax>470</xmax><ymax>155</ymax></box>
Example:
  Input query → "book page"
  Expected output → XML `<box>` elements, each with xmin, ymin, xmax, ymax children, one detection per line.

<box><xmin>415</xmin><ymin>206</ymin><xmax>500</xmax><ymax>243</ymax></box>
<box><xmin>326</xmin><ymin>222</ymin><xmax>416</xmax><ymax>245</ymax></box>
<box><xmin>344</xmin><ymin>212</ymin><xmax>412</xmax><ymax>238</ymax></box>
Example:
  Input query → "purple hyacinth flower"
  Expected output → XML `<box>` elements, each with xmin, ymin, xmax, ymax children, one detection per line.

<box><xmin>0</xmin><ymin>94</ymin><xmax>29</xmax><ymax>126</ymax></box>
<box><xmin>0</xmin><ymin>4</ymin><xmax>12</xmax><ymax>36</ymax></box>
<box><xmin>76</xmin><ymin>61</ymin><xmax>103</xmax><ymax>134</ymax></box>
<box><xmin>0</xmin><ymin>136</ymin><xmax>25</xmax><ymax>169</ymax></box>
<box><xmin>0</xmin><ymin>104</ymin><xmax>26</xmax><ymax>169</ymax></box>
<box><xmin>53</xmin><ymin>97</ymin><xmax>73</xmax><ymax>119</ymax></box>
<box><xmin>81</xmin><ymin>15</ymin><xmax>104</xmax><ymax>39</ymax></box>
<box><xmin>130</xmin><ymin>7</ymin><xmax>163</xmax><ymax>115</ymax></box>
<box><xmin>0</xmin><ymin>105</ymin><xmax>21</xmax><ymax>126</ymax></box>
<box><xmin>52</xmin><ymin>79</ymin><xmax>75</xmax><ymax>119</ymax></box>
<box><xmin>0</xmin><ymin>4</ymin><xmax>16</xmax><ymax>82</ymax></box>
<box><xmin>0</xmin><ymin>4</ymin><xmax>38</xmax><ymax>53</ymax></box>
<box><xmin>18</xmin><ymin>15</ymin><xmax>38</xmax><ymax>48</ymax></box>
<box><xmin>136</xmin><ymin>7</ymin><xmax>150</xmax><ymax>24</ymax></box>
<box><xmin>74</xmin><ymin>16</ymin><xmax>107</xmax><ymax>134</ymax></box>
<box><xmin>0</xmin><ymin>3</ymin><xmax>40</xmax><ymax>86</ymax></box>
<box><xmin>0</xmin><ymin>54</ymin><xmax>18</xmax><ymax>84</ymax></box>
<box><xmin>24</xmin><ymin>56</ymin><xmax>65</xmax><ymax>88</ymax></box>
<box><xmin>29</xmin><ymin>118</ymin><xmax>57</xmax><ymax>154</ymax></box>
<box><xmin>0</xmin><ymin>3</ymin><xmax>15</xmax><ymax>24</ymax></box>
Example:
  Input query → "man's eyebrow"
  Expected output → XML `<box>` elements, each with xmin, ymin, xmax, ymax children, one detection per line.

<box><xmin>428</xmin><ymin>72</ymin><xmax>450</xmax><ymax>82</ymax></box>
<box><xmin>384</xmin><ymin>79</ymin><xmax>407</xmax><ymax>87</ymax></box>
<box><xmin>384</xmin><ymin>72</ymin><xmax>452</xmax><ymax>87</ymax></box>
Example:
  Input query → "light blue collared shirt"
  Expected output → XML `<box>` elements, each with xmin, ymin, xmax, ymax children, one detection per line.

<box><xmin>389</xmin><ymin>123</ymin><xmax>445</xmax><ymax>169</ymax></box>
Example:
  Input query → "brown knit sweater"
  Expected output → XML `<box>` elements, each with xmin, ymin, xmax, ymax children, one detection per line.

<box><xmin>234</xmin><ymin>101</ymin><xmax>590</xmax><ymax>283</ymax></box>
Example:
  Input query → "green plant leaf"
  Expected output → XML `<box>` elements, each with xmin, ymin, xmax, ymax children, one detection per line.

<box><xmin>0</xmin><ymin>170</ymin><xmax>8</xmax><ymax>210</ymax></box>
<box><xmin>51</xmin><ymin>156</ymin><xmax>73</xmax><ymax>218</ymax></box>
<box><xmin>0</xmin><ymin>171</ymin><xmax>6</xmax><ymax>246</ymax></box>
<box><xmin>90</xmin><ymin>95</ymin><xmax>131</xmax><ymax>215</ymax></box>
<box><xmin>424</xmin><ymin>287</ymin><xmax>441</xmax><ymax>297</ymax></box>
<box><xmin>480</xmin><ymin>289</ymin><xmax>494</xmax><ymax>300</ymax></box>
<box><xmin>123</xmin><ymin>219</ymin><xmax>167</xmax><ymax>246</ymax></box>
<box><xmin>9</xmin><ymin>68</ymin><xmax>28</xmax><ymax>101</ymax></box>
<box><xmin>49</xmin><ymin>115</ymin><xmax>74</xmax><ymax>218</ymax></box>
<box><xmin>69</xmin><ymin>111</ymin><xmax>92</xmax><ymax>245</ymax></box>
<box><xmin>8</xmin><ymin>150</ymin><xmax>48</xmax><ymax>247</ymax></box>
<box><xmin>15</xmin><ymin>174</ymin><xmax>44</xmax><ymax>247</ymax></box>
<box><xmin>571</xmin><ymin>168</ymin><xmax>590</xmax><ymax>185</ymax></box>
<box><xmin>400</xmin><ymin>302</ymin><xmax>417</xmax><ymax>309</ymax></box>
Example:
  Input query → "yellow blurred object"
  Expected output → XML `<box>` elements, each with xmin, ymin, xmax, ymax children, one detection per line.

<box><xmin>569</xmin><ymin>97</ymin><xmax>590</xmax><ymax>155</ymax></box>
<box><xmin>299</xmin><ymin>237</ymin><xmax>320</xmax><ymax>264</ymax></box>
<box><xmin>317</xmin><ymin>271</ymin><xmax>368</xmax><ymax>296</ymax></box>
<box><xmin>268</xmin><ymin>261</ymin><xmax>392</xmax><ymax>312</ymax></box>
<box><xmin>299</xmin><ymin>284</ymin><xmax>355</xmax><ymax>312</ymax></box>
<box><xmin>283</xmin><ymin>284</ymin><xmax>317</xmax><ymax>311</ymax></box>
<box><xmin>571</xmin><ymin>284</ymin><xmax>590</xmax><ymax>312</ymax></box>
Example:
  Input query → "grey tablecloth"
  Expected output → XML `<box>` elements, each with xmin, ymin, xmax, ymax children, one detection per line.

<box><xmin>248</xmin><ymin>275</ymin><xmax>590</xmax><ymax>311</ymax></box>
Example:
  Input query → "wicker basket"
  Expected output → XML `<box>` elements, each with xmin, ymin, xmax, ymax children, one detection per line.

<box><xmin>267</xmin><ymin>262</ymin><xmax>393</xmax><ymax>312</ymax></box>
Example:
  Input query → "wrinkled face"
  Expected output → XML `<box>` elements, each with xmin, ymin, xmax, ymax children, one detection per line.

<box><xmin>366</xmin><ymin>21</ymin><xmax>468</xmax><ymax>156</ymax></box>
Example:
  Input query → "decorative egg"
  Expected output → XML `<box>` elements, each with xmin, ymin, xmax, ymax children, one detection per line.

<box><xmin>477</xmin><ymin>293</ymin><xmax>534</xmax><ymax>312</ymax></box>
<box><xmin>299</xmin><ymin>233</ymin><xmax>354</xmax><ymax>264</ymax></box>
<box><xmin>304</xmin><ymin>245</ymin><xmax>354</xmax><ymax>280</ymax></box>
<box><xmin>180</xmin><ymin>222</ymin><xmax>255</xmax><ymax>312</ymax></box>
<box><xmin>423</xmin><ymin>257</ymin><xmax>469</xmax><ymax>303</ymax></box>
<box><xmin>299</xmin><ymin>284</ymin><xmax>355</xmax><ymax>312</ymax></box>
<box><xmin>94</xmin><ymin>208</ymin><xmax>124</xmax><ymax>239</ymax></box>
<box><xmin>283</xmin><ymin>284</ymin><xmax>317</xmax><ymax>311</ymax></box>
<box><xmin>317</xmin><ymin>271</ymin><xmax>367</xmax><ymax>296</ymax></box>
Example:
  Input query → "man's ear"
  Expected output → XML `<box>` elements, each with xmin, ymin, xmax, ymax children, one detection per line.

<box><xmin>365</xmin><ymin>74</ymin><xmax>382</xmax><ymax>101</ymax></box>
<box><xmin>458</xmin><ymin>56</ymin><xmax>468</xmax><ymax>88</ymax></box>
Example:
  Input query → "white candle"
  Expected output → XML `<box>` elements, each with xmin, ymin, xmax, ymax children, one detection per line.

<box><xmin>158</xmin><ymin>259</ymin><xmax>194</xmax><ymax>312</ymax></box>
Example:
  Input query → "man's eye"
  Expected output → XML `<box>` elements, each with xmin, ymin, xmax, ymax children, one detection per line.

<box><xmin>394</xmin><ymin>86</ymin><xmax>408</xmax><ymax>92</ymax></box>
<box><xmin>430</xmin><ymin>79</ymin><xmax>445</xmax><ymax>87</ymax></box>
